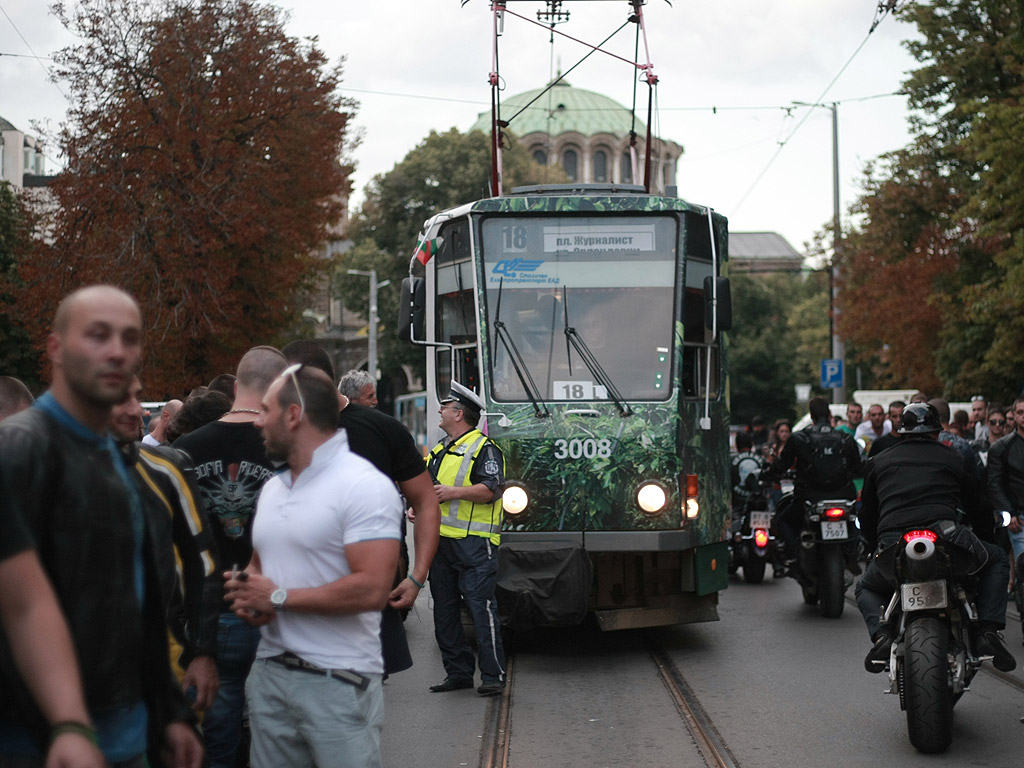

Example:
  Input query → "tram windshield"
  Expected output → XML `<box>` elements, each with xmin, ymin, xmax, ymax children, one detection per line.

<box><xmin>480</xmin><ymin>215</ymin><xmax>677</xmax><ymax>403</ymax></box>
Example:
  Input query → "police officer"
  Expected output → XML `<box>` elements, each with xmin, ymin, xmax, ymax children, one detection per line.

<box><xmin>855</xmin><ymin>402</ymin><xmax>1015</xmax><ymax>673</ymax></box>
<box><xmin>426</xmin><ymin>382</ymin><xmax>507</xmax><ymax>696</ymax></box>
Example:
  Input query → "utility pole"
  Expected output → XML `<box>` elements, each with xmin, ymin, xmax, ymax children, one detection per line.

<box><xmin>794</xmin><ymin>101</ymin><xmax>845</xmax><ymax>403</ymax></box>
<box><xmin>347</xmin><ymin>268</ymin><xmax>390</xmax><ymax>382</ymax></box>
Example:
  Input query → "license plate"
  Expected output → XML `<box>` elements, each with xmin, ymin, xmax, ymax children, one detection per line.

<box><xmin>820</xmin><ymin>521</ymin><xmax>848</xmax><ymax>540</ymax></box>
<box><xmin>750</xmin><ymin>511</ymin><xmax>772</xmax><ymax>530</ymax></box>
<box><xmin>901</xmin><ymin>581</ymin><xmax>947</xmax><ymax>611</ymax></box>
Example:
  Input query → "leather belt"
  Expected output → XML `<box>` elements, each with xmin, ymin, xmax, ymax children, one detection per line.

<box><xmin>266</xmin><ymin>652</ymin><xmax>370</xmax><ymax>690</ymax></box>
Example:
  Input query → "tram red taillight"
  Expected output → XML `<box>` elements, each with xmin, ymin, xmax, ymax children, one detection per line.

<box><xmin>682</xmin><ymin>474</ymin><xmax>699</xmax><ymax>519</ymax></box>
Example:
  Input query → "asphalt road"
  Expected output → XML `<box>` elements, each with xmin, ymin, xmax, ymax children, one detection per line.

<box><xmin>381</xmin><ymin>571</ymin><xmax>1024</xmax><ymax>767</ymax></box>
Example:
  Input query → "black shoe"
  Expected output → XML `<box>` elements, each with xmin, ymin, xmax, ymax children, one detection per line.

<box><xmin>429</xmin><ymin>677</ymin><xmax>474</xmax><ymax>693</ymax></box>
<box><xmin>976</xmin><ymin>630</ymin><xmax>1017</xmax><ymax>672</ymax></box>
<box><xmin>477</xmin><ymin>681</ymin><xmax>505</xmax><ymax>696</ymax></box>
<box><xmin>864</xmin><ymin>631</ymin><xmax>893</xmax><ymax>673</ymax></box>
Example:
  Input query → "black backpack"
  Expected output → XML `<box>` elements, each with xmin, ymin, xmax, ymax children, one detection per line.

<box><xmin>803</xmin><ymin>426</ymin><xmax>851</xmax><ymax>491</ymax></box>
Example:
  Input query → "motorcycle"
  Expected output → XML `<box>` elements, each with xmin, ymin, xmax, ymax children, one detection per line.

<box><xmin>875</xmin><ymin>522</ymin><xmax>991</xmax><ymax>754</ymax></box>
<box><xmin>776</xmin><ymin>494</ymin><xmax>858</xmax><ymax>618</ymax></box>
<box><xmin>728</xmin><ymin>475</ymin><xmax>775</xmax><ymax>584</ymax></box>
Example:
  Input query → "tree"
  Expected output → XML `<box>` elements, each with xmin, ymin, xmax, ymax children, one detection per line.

<box><xmin>0</xmin><ymin>183</ymin><xmax>41</xmax><ymax>390</ymax></box>
<box><xmin>727</xmin><ymin>272</ymin><xmax>800</xmax><ymax>426</ymax></box>
<box><xmin>18</xmin><ymin>0</ymin><xmax>356</xmax><ymax>397</ymax></box>
<box><xmin>836</xmin><ymin>0</ymin><xmax>1024</xmax><ymax>401</ymax></box>
<box><xmin>341</xmin><ymin>128</ymin><xmax>557</xmax><ymax>391</ymax></box>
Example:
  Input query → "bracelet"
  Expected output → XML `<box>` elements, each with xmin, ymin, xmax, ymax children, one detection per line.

<box><xmin>407</xmin><ymin>573</ymin><xmax>426</xmax><ymax>589</ymax></box>
<box><xmin>50</xmin><ymin>721</ymin><xmax>98</xmax><ymax>745</ymax></box>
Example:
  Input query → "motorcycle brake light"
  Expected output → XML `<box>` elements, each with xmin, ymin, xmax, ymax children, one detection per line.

<box><xmin>903</xmin><ymin>530</ymin><xmax>938</xmax><ymax>543</ymax></box>
<box><xmin>823</xmin><ymin>507</ymin><xmax>846</xmax><ymax>519</ymax></box>
<box><xmin>754</xmin><ymin>529</ymin><xmax>769</xmax><ymax>548</ymax></box>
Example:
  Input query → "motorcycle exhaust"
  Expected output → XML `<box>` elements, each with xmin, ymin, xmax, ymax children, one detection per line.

<box><xmin>904</xmin><ymin>534</ymin><xmax>938</xmax><ymax>581</ymax></box>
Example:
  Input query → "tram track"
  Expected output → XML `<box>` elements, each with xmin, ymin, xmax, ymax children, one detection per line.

<box><xmin>646</xmin><ymin>634</ymin><xmax>742</xmax><ymax>768</ymax></box>
<box><xmin>478</xmin><ymin>633</ymin><xmax>740</xmax><ymax>768</ymax></box>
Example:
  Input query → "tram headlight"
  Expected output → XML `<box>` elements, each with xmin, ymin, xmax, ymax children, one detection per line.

<box><xmin>502</xmin><ymin>484</ymin><xmax>529</xmax><ymax>515</ymax></box>
<box><xmin>637</xmin><ymin>482</ymin><xmax>668</xmax><ymax>515</ymax></box>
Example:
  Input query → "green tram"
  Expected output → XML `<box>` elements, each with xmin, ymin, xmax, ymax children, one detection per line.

<box><xmin>400</xmin><ymin>183</ymin><xmax>732</xmax><ymax>631</ymax></box>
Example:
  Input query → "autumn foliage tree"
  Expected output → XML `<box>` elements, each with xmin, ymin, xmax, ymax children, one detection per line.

<box><xmin>837</xmin><ymin>0</ymin><xmax>1023</xmax><ymax>401</ymax></box>
<box><xmin>16</xmin><ymin>0</ymin><xmax>355</xmax><ymax>396</ymax></box>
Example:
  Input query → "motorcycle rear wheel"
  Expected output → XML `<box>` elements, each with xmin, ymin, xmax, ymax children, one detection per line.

<box><xmin>818</xmin><ymin>546</ymin><xmax>845</xmax><ymax>618</ymax></box>
<box><xmin>743</xmin><ymin>556</ymin><xmax>766</xmax><ymax>584</ymax></box>
<box><xmin>904</xmin><ymin>616</ymin><xmax>953</xmax><ymax>754</ymax></box>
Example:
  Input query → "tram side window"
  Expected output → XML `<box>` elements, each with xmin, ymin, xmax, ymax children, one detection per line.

<box><xmin>435</xmin><ymin>285</ymin><xmax>479</xmax><ymax>395</ymax></box>
<box><xmin>682</xmin><ymin>264</ymin><xmax>721</xmax><ymax>399</ymax></box>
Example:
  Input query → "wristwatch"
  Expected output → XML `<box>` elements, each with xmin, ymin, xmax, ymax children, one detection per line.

<box><xmin>270</xmin><ymin>588</ymin><xmax>288</xmax><ymax>611</ymax></box>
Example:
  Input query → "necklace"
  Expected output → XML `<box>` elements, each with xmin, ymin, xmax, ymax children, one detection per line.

<box><xmin>227</xmin><ymin>408</ymin><xmax>260</xmax><ymax>415</ymax></box>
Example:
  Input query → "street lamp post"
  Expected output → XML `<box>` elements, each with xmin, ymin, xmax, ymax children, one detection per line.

<box><xmin>347</xmin><ymin>268</ymin><xmax>391</xmax><ymax>382</ymax></box>
<box><xmin>794</xmin><ymin>100</ymin><xmax>845</xmax><ymax>404</ymax></box>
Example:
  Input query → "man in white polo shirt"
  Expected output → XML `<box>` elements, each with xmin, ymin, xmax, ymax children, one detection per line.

<box><xmin>224</xmin><ymin>364</ymin><xmax>401</xmax><ymax>768</ymax></box>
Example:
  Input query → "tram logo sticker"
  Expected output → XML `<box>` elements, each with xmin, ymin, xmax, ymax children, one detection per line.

<box><xmin>492</xmin><ymin>258</ymin><xmax>544</xmax><ymax>278</ymax></box>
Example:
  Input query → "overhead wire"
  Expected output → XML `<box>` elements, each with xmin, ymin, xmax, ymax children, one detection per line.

<box><xmin>0</xmin><ymin>1</ymin><xmax>67</xmax><ymax>100</ymax></box>
<box><xmin>730</xmin><ymin>22</ymin><xmax>878</xmax><ymax>214</ymax></box>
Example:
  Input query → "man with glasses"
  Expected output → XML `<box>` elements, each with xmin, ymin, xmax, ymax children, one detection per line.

<box><xmin>426</xmin><ymin>382</ymin><xmax>507</xmax><ymax>696</ymax></box>
<box><xmin>971</xmin><ymin>404</ymin><xmax>1008</xmax><ymax>465</ymax></box>
<box><xmin>224</xmin><ymin>364</ymin><xmax>401</xmax><ymax>768</ymax></box>
<box><xmin>173</xmin><ymin>346</ymin><xmax>287</xmax><ymax>768</ymax></box>
<box><xmin>971</xmin><ymin>395</ymin><xmax>989</xmax><ymax>442</ymax></box>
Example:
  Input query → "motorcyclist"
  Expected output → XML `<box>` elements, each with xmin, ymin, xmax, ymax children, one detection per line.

<box><xmin>854</xmin><ymin>402</ymin><xmax>1016</xmax><ymax>673</ymax></box>
<box><xmin>763</xmin><ymin>396</ymin><xmax>863</xmax><ymax>574</ymax></box>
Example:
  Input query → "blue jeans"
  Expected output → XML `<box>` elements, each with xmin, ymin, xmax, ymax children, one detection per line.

<box><xmin>1009</xmin><ymin>522</ymin><xmax>1024</xmax><ymax>560</ymax></box>
<box><xmin>202</xmin><ymin>613</ymin><xmax>261</xmax><ymax>768</ymax></box>
<box><xmin>429</xmin><ymin>536</ymin><xmax>506</xmax><ymax>684</ymax></box>
<box><xmin>246</xmin><ymin>659</ymin><xmax>384</xmax><ymax>768</ymax></box>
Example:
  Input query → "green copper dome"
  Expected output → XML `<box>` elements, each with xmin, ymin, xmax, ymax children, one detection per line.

<box><xmin>470</xmin><ymin>81</ymin><xmax>646</xmax><ymax>138</ymax></box>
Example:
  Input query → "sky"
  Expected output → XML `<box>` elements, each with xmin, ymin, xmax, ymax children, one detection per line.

<box><xmin>0</xmin><ymin>0</ymin><xmax>922</xmax><ymax>254</ymax></box>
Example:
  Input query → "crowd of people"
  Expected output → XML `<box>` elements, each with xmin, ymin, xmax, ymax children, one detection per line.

<box><xmin>0</xmin><ymin>285</ymin><xmax>508</xmax><ymax>768</ymax></box>
<box><xmin>735</xmin><ymin>392</ymin><xmax>1024</xmax><ymax>676</ymax></box>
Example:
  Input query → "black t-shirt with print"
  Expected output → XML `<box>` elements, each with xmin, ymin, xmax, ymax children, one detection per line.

<box><xmin>174</xmin><ymin>421</ymin><xmax>276</xmax><ymax>608</ymax></box>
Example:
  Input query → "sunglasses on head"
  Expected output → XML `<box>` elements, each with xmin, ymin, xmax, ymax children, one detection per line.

<box><xmin>279</xmin><ymin>363</ymin><xmax>306</xmax><ymax>421</ymax></box>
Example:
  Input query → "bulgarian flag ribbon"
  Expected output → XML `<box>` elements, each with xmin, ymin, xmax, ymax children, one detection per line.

<box><xmin>413</xmin><ymin>235</ymin><xmax>434</xmax><ymax>265</ymax></box>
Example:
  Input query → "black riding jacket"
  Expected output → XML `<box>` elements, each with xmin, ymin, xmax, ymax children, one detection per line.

<box><xmin>987</xmin><ymin>431</ymin><xmax>1024</xmax><ymax>516</ymax></box>
<box><xmin>859</xmin><ymin>434</ymin><xmax>993</xmax><ymax>551</ymax></box>
<box><xmin>0</xmin><ymin>407</ymin><xmax>193</xmax><ymax>752</ymax></box>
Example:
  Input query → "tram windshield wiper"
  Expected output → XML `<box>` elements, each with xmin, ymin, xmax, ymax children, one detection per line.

<box><xmin>494</xmin><ymin>279</ymin><xmax>550</xmax><ymax>418</ymax></box>
<box><xmin>561</xmin><ymin>287</ymin><xmax>633</xmax><ymax>417</ymax></box>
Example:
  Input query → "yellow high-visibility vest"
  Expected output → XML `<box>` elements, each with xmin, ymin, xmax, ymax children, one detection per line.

<box><xmin>427</xmin><ymin>429</ymin><xmax>503</xmax><ymax>544</ymax></box>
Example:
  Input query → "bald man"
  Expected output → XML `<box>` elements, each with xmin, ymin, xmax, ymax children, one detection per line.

<box><xmin>0</xmin><ymin>285</ymin><xmax>202</xmax><ymax>767</ymax></box>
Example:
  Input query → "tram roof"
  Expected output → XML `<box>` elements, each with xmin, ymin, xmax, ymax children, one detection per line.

<box><xmin>420</xmin><ymin>184</ymin><xmax>725</xmax><ymax>236</ymax></box>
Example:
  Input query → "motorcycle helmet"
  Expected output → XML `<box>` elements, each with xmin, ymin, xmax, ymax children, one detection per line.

<box><xmin>897</xmin><ymin>402</ymin><xmax>941</xmax><ymax>434</ymax></box>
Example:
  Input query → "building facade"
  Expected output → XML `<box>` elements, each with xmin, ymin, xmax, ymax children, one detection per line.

<box><xmin>470</xmin><ymin>81</ymin><xmax>683</xmax><ymax>193</ymax></box>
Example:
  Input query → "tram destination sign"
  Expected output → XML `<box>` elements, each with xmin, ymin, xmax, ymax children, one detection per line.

<box><xmin>542</xmin><ymin>224</ymin><xmax>656</xmax><ymax>253</ymax></box>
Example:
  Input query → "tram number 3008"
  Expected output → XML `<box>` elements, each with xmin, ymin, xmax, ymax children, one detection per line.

<box><xmin>553</xmin><ymin>438</ymin><xmax>614</xmax><ymax>459</ymax></box>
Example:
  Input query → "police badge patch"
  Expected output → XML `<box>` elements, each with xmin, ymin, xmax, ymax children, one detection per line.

<box><xmin>483</xmin><ymin>458</ymin><xmax>500</xmax><ymax>476</ymax></box>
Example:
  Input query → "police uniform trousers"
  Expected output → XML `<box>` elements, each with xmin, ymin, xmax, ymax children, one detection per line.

<box><xmin>429</xmin><ymin>535</ymin><xmax>506</xmax><ymax>684</ymax></box>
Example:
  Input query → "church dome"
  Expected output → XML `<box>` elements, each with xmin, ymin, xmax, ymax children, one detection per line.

<box><xmin>470</xmin><ymin>80</ymin><xmax>646</xmax><ymax>138</ymax></box>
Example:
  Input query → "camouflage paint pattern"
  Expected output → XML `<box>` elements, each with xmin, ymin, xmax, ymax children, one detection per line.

<box><xmin>459</xmin><ymin>191</ymin><xmax>731</xmax><ymax>548</ymax></box>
